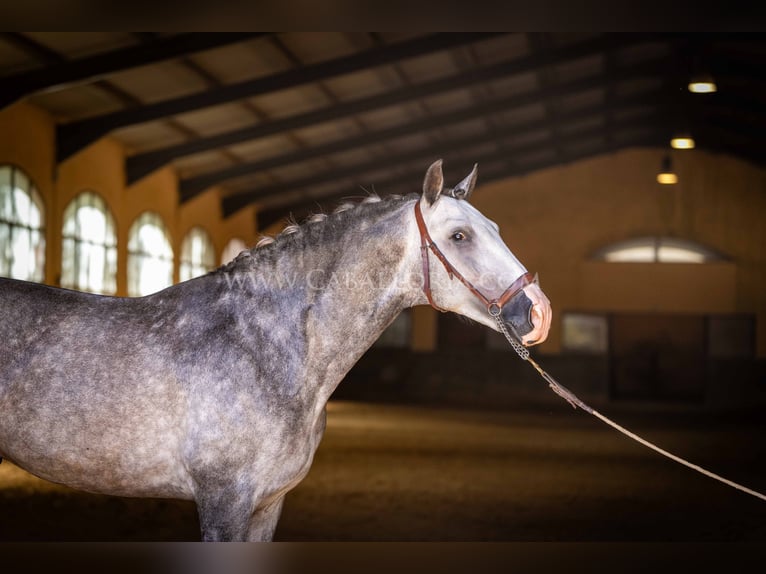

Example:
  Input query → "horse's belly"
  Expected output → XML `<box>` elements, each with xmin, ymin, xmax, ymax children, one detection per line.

<box><xmin>0</xmin><ymin>414</ymin><xmax>194</xmax><ymax>499</ymax></box>
<box><xmin>4</xmin><ymin>443</ymin><xmax>194</xmax><ymax>499</ymax></box>
<box><xmin>0</xmin><ymin>374</ymin><xmax>195</xmax><ymax>499</ymax></box>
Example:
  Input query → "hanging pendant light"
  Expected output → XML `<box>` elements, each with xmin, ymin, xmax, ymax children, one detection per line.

<box><xmin>657</xmin><ymin>155</ymin><xmax>678</xmax><ymax>184</ymax></box>
<box><xmin>670</xmin><ymin>134</ymin><xmax>696</xmax><ymax>149</ymax></box>
<box><xmin>688</xmin><ymin>73</ymin><xmax>717</xmax><ymax>93</ymax></box>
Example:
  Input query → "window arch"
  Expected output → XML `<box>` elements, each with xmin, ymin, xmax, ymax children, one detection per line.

<box><xmin>61</xmin><ymin>191</ymin><xmax>117</xmax><ymax>294</ymax></box>
<box><xmin>0</xmin><ymin>165</ymin><xmax>45</xmax><ymax>282</ymax></box>
<box><xmin>593</xmin><ymin>237</ymin><xmax>725</xmax><ymax>264</ymax></box>
<box><xmin>180</xmin><ymin>226</ymin><xmax>215</xmax><ymax>281</ymax></box>
<box><xmin>221</xmin><ymin>237</ymin><xmax>247</xmax><ymax>264</ymax></box>
<box><xmin>127</xmin><ymin>212</ymin><xmax>174</xmax><ymax>297</ymax></box>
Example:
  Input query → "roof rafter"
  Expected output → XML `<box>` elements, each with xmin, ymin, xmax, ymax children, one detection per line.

<box><xmin>1</xmin><ymin>32</ymin><xmax>63</xmax><ymax>64</ymax></box>
<box><xmin>223</xmin><ymin>109</ymin><xmax>671</xmax><ymax>217</ymax></box>
<box><xmin>57</xmin><ymin>33</ymin><xmax>505</xmax><ymax>163</ymax></box>
<box><xmin>526</xmin><ymin>33</ymin><xmax>566</xmax><ymax>159</ymax></box>
<box><xmin>180</xmin><ymin>82</ymin><xmax>669</xmax><ymax>202</ymax></box>
<box><xmin>251</xmin><ymin>98</ymin><xmax>766</xmax><ymax>228</ymax></box>
<box><xmin>254</xmin><ymin>131</ymin><xmax>664</xmax><ymax>230</ymax></box>
<box><xmin>0</xmin><ymin>33</ymin><xmax>267</xmax><ymax>110</ymax></box>
<box><xmin>129</xmin><ymin>34</ymin><xmax>673</xmax><ymax>186</ymax></box>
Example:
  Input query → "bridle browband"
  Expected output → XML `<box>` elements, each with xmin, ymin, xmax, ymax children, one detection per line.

<box><xmin>414</xmin><ymin>200</ymin><xmax>536</xmax><ymax>317</ymax></box>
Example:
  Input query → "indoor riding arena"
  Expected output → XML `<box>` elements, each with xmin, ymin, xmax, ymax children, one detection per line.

<box><xmin>1</xmin><ymin>33</ymin><xmax>765</xmax><ymax>544</ymax></box>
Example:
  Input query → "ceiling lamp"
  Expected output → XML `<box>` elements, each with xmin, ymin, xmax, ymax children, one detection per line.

<box><xmin>688</xmin><ymin>74</ymin><xmax>717</xmax><ymax>93</ymax></box>
<box><xmin>657</xmin><ymin>155</ymin><xmax>678</xmax><ymax>185</ymax></box>
<box><xmin>670</xmin><ymin>135</ymin><xmax>695</xmax><ymax>149</ymax></box>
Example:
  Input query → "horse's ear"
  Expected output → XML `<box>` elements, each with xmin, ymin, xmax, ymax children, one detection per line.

<box><xmin>422</xmin><ymin>159</ymin><xmax>444</xmax><ymax>206</ymax></box>
<box><xmin>451</xmin><ymin>163</ymin><xmax>478</xmax><ymax>200</ymax></box>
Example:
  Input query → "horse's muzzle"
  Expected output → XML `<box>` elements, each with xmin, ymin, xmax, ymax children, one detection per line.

<box><xmin>500</xmin><ymin>282</ymin><xmax>551</xmax><ymax>346</ymax></box>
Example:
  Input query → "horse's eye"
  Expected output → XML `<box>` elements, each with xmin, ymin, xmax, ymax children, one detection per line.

<box><xmin>451</xmin><ymin>231</ymin><xmax>467</xmax><ymax>242</ymax></box>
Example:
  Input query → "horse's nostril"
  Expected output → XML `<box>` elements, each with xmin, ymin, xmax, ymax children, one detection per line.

<box><xmin>529</xmin><ymin>305</ymin><xmax>542</xmax><ymax>326</ymax></box>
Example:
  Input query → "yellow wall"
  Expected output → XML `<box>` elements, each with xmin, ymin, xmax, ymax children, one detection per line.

<box><xmin>471</xmin><ymin>147</ymin><xmax>766</xmax><ymax>357</ymax></box>
<box><xmin>219</xmin><ymin>200</ymin><xmax>258</xmax><ymax>252</ymax></box>
<box><xmin>54</xmin><ymin>137</ymin><xmax>126</xmax><ymax>288</ymax></box>
<box><xmin>0</xmin><ymin>102</ymin><xmax>57</xmax><ymax>282</ymax></box>
<box><xmin>0</xmin><ymin>102</ymin><xmax>55</xmax><ymax>202</ymax></box>
<box><xmin>0</xmin><ymin>101</ymin><xmax>258</xmax><ymax>297</ymax></box>
<box><xmin>580</xmin><ymin>261</ymin><xmax>737</xmax><ymax>314</ymax></box>
<box><xmin>178</xmin><ymin>185</ymin><xmax>258</xmax><ymax>267</ymax></box>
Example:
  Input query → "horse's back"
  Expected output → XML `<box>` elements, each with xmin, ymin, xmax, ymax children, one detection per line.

<box><xmin>0</xmin><ymin>278</ymin><xmax>193</xmax><ymax>498</ymax></box>
<box><xmin>0</xmin><ymin>277</ymin><xmax>76</xmax><ymax>348</ymax></box>
<box><xmin>0</xmin><ymin>277</ymin><xmax>135</xmax><ymax>384</ymax></box>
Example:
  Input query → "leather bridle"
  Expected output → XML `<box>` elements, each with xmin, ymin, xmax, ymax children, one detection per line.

<box><xmin>414</xmin><ymin>200</ymin><xmax>536</xmax><ymax>318</ymax></box>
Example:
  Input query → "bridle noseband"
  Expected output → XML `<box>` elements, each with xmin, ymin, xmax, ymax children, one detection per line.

<box><xmin>414</xmin><ymin>200</ymin><xmax>536</xmax><ymax>318</ymax></box>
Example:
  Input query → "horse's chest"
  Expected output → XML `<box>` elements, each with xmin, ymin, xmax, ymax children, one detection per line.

<box><xmin>266</xmin><ymin>408</ymin><xmax>327</xmax><ymax>494</ymax></box>
<box><xmin>187</xmin><ymin>399</ymin><xmax>326</xmax><ymax>497</ymax></box>
<box><xmin>289</xmin><ymin>408</ymin><xmax>326</xmax><ymax>468</ymax></box>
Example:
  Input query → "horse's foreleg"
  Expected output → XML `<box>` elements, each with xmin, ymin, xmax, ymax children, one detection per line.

<box><xmin>195</xmin><ymin>486</ymin><xmax>285</xmax><ymax>542</ymax></box>
<box><xmin>195</xmin><ymin>485</ymin><xmax>257</xmax><ymax>542</ymax></box>
<box><xmin>246</xmin><ymin>497</ymin><xmax>285</xmax><ymax>541</ymax></box>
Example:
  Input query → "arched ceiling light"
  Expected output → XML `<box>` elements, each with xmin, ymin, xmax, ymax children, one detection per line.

<box><xmin>688</xmin><ymin>73</ymin><xmax>717</xmax><ymax>93</ymax></box>
<box><xmin>671</xmin><ymin>135</ymin><xmax>695</xmax><ymax>149</ymax></box>
<box><xmin>657</xmin><ymin>155</ymin><xmax>678</xmax><ymax>184</ymax></box>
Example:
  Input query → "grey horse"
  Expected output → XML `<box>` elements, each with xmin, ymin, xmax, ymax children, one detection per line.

<box><xmin>0</xmin><ymin>160</ymin><xmax>551</xmax><ymax>541</ymax></box>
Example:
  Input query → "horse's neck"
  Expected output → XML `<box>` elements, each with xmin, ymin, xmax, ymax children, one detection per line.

<box><xmin>246</xmin><ymin>200</ymin><xmax>422</xmax><ymax>405</ymax></box>
<box><xmin>305</xmin><ymin>203</ymin><xmax>422</xmax><ymax>402</ymax></box>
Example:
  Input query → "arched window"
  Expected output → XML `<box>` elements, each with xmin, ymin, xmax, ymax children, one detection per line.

<box><xmin>61</xmin><ymin>191</ymin><xmax>117</xmax><ymax>294</ymax></box>
<box><xmin>180</xmin><ymin>226</ymin><xmax>215</xmax><ymax>281</ymax></box>
<box><xmin>127</xmin><ymin>212</ymin><xmax>174</xmax><ymax>297</ymax></box>
<box><xmin>221</xmin><ymin>237</ymin><xmax>247</xmax><ymax>264</ymax></box>
<box><xmin>593</xmin><ymin>237</ymin><xmax>725</xmax><ymax>264</ymax></box>
<box><xmin>0</xmin><ymin>165</ymin><xmax>45</xmax><ymax>282</ymax></box>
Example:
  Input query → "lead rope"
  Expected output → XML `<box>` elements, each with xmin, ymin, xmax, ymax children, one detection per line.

<box><xmin>489</xmin><ymin>309</ymin><xmax>766</xmax><ymax>503</ymax></box>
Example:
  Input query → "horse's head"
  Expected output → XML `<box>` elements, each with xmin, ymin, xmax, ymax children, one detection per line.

<box><xmin>415</xmin><ymin>159</ymin><xmax>551</xmax><ymax>347</ymax></box>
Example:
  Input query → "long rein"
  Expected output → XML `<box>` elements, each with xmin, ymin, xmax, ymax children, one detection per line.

<box><xmin>414</xmin><ymin>201</ymin><xmax>766</xmax><ymax>503</ymax></box>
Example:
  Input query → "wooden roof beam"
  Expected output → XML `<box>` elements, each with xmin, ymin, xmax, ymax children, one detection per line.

<box><xmin>0</xmin><ymin>33</ymin><xmax>267</xmax><ymax>110</ymax></box>
<box><xmin>253</xmin><ymin>131</ymin><xmax>665</xmax><ymax>229</ymax></box>
<box><xmin>57</xmin><ymin>33</ymin><xmax>505</xmax><ymax>163</ymax></box>
<box><xmin>223</xmin><ymin>110</ymin><xmax>670</xmax><ymax>216</ymax></box>
<box><xmin>180</xmin><ymin>82</ymin><xmax>668</xmax><ymax>202</ymax></box>
<box><xmin>130</xmin><ymin>34</ymin><xmax>671</xmax><ymax>186</ymax></box>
